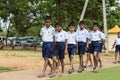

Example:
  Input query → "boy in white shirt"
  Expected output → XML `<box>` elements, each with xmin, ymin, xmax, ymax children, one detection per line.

<box><xmin>38</xmin><ymin>16</ymin><xmax>54</xmax><ymax>78</ymax></box>
<box><xmin>84</xmin><ymin>28</ymin><xmax>93</xmax><ymax>68</ymax></box>
<box><xmin>76</xmin><ymin>21</ymin><xmax>89</xmax><ymax>73</ymax></box>
<box><xmin>50</xmin><ymin>23</ymin><xmax>67</xmax><ymax>77</ymax></box>
<box><xmin>112</xmin><ymin>32</ymin><xmax>120</xmax><ymax>64</ymax></box>
<box><xmin>98</xmin><ymin>26</ymin><xmax>106</xmax><ymax>67</ymax></box>
<box><xmin>89</xmin><ymin>23</ymin><xmax>104</xmax><ymax>72</ymax></box>
<box><xmin>66</xmin><ymin>22</ymin><xmax>78</xmax><ymax>74</ymax></box>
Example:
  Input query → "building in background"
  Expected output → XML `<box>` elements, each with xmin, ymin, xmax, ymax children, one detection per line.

<box><xmin>108</xmin><ymin>25</ymin><xmax>120</xmax><ymax>51</ymax></box>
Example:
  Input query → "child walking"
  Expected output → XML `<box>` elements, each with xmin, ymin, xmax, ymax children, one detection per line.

<box><xmin>98</xmin><ymin>26</ymin><xmax>106</xmax><ymax>67</ymax></box>
<box><xmin>89</xmin><ymin>23</ymin><xmax>104</xmax><ymax>72</ymax></box>
<box><xmin>76</xmin><ymin>21</ymin><xmax>90</xmax><ymax>73</ymax></box>
<box><xmin>50</xmin><ymin>23</ymin><xmax>67</xmax><ymax>77</ymax></box>
<box><xmin>66</xmin><ymin>22</ymin><xmax>78</xmax><ymax>74</ymax></box>
<box><xmin>38</xmin><ymin>16</ymin><xmax>54</xmax><ymax>78</ymax></box>
<box><xmin>112</xmin><ymin>32</ymin><xmax>120</xmax><ymax>64</ymax></box>
<box><xmin>84</xmin><ymin>28</ymin><xmax>93</xmax><ymax>68</ymax></box>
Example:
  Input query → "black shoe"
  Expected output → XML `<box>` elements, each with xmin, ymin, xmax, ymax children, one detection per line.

<box><xmin>84</xmin><ymin>66</ymin><xmax>87</xmax><ymax>68</ymax></box>
<box><xmin>77</xmin><ymin>69</ymin><xmax>83</xmax><ymax>73</ymax></box>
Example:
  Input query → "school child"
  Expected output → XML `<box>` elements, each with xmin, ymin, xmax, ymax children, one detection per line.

<box><xmin>38</xmin><ymin>16</ymin><xmax>54</xmax><ymax>78</ymax></box>
<box><xmin>112</xmin><ymin>32</ymin><xmax>120</xmax><ymax>64</ymax></box>
<box><xmin>66</xmin><ymin>22</ymin><xmax>78</xmax><ymax>74</ymax></box>
<box><xmin>98</xmin><ymin>26</ymin><xmax>106</xmax><ymax>67</ymax></box>
<box><xmin>50</xmin><ymin>23</ymin><xmax>67</xmax><ymax>77</ymax></box>
<box><xmin>76</xmin><ymin>21</ymin><xmax>90</xmax><ymax>73</ymax></box>
<box><xmin>89</xmin><ymin>23</ymin><xmax>104</xmax><ymax>72</ymax></box>
<box><xmin>84</xmin><ymin>28</ymin><xmax>93</xmax><ymax>68</ymax></box>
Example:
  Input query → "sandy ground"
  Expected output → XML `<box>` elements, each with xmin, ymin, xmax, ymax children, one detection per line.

<box><xmin>0</xmin><ymin>50</ymin><xmax>119</xmax><ymax>80</ymax></box>
<box><xmin>0</xmin><ymin>60</ymin><xmax>120</xmax><ymax>80</ymax></box>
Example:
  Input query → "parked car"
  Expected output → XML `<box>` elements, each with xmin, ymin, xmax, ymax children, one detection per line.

<box><xmin>8</xmin><ymin>37</ymin><xmax>21</xmax><ymax>46</ymax></box>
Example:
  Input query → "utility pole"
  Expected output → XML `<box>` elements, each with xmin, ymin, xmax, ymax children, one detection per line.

<box><xmin>77</xmin><ymin>0</ymin><xmax>89</xmax><ymax>29</ymax></box>
<box><xmin>79</xmin><ymin>0</ymin><xmax>89</xmax><ymax>22</ymax></box>
<box><xmin>102</xmin><ymin>0</ymin><xmax>109</xmax><ymax>55</ymax></box>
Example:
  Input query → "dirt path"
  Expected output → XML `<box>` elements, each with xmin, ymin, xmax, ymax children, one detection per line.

<box><xmin>0</xmin><ymin>60</ymin><xmax>120</xmax><ymax>80</ymax></box>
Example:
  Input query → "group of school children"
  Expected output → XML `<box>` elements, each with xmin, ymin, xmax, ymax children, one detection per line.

<box><xmin>38</xmin><ymin>16</ymin><xmax>120</xmax><ymax>78</ymax></box>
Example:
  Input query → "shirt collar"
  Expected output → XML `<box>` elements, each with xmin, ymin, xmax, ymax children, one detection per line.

<box><xmin>68</xmin><ymin>31</ymin><xmax>75</xmax><ymax>34</ymax></box>
<box><xmin>93</xmin><ymin>30</ymin><xmax>98</xmax><ymax>32</ymax></box>
<box><xmin>45</xmin><ymin>25</ymin><xmax>52</xmax><ymax>29</ymax></box>
<box><xmin>57</xmin><ymin>30</ymin><xmax>63</xmax><ymax>33</ymax></box>
<box><xmin>79</xmin><ymin>28</ymin><xmax>85</xmax><ymax>31</ymax></box>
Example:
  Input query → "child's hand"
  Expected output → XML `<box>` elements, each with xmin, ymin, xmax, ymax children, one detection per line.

<box><xmin>111</xmin><ymin>45</ymin><xmax>114</xmax><ymax>49</ymax></box>
<box><xmin>103</xmin><ymin>46</ymin><xmax>106</xmax><ymax>50</ymax></box>
<box><xmin>85</xmin><ymin>45</ymin><xmax>89</xmax><ymax>51</ymax></box>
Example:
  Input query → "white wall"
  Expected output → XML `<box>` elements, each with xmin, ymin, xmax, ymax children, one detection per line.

<box><xmin>108</xmin><ymin>33</ymin><xmax>117</xmax><ymax>51</ymax></box>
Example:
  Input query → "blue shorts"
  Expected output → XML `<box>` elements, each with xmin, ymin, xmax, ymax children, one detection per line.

<box><xmin>68</xmin><ymin>44</ymin><xmax>76</xmax><ymax>57</ymax></box>
<box><xmin>115</xmin><ymin>45</ymin><xmax>120</xmax><ymax>53</ymax></box>
<box><xmin>98</xmin><ymin>43</ymin><xmax>103</xmax><ymax>53</ymax></box>
<box><xmin>78</xmin><ymin>42</ymin><xmax>86</xmax><ymax>55</ymax></box>
<box><xmin>54</xmin><ymin>42</ymin><xmax>65</xmax><ymax>59</ymax></box>
<box><xmin>89</xmin><ymin>41</ymin><xmax>100</xmax><ymax>54</ymax></box>
<box><xmin>42</xmin><ymin>42</ymin><xmax>53</xmax><ymax>58</ymax></box>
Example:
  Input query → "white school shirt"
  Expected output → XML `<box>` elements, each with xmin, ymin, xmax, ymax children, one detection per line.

<box><xmin>76</xmin><ymin>28</ymin><xmax>90</xmax><ymax>42</ymax></box>
<box><xmin>90</xmin><ymin>30</ymin><xmax>102</xmax><ymax>41</ymax></box>
<box><xmin>66</xmin><ymin>31</ymin><xmax>77</xmax><ymax>44</ymax></box>
<box><xmin>40</xmin><ymin>26</ymin><xmax>55</xmax><ymax>42</ymax></box>
<box><xmin>99</xmin><ymin>31</ymin><xmax>106</xmax><ymax>43</ymax></box>
<box><xmin>115</xmin><ymin>38</ymin><xmax>120</xmax><ymax>45</ymax></box>
<box><xmin>100</xmin><ymin>31</ymin><xmax>105</xmax><ymax>40</ymax></box>
<box><xmin>55</xmin><ymin>30</ymin><xmax>67</xmax><ymax>42</ymax></box>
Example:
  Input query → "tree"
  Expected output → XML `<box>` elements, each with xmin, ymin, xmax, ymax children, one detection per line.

<box><xmin>0</xmin><ymin>0</ymin><xmax>119</xmax><ymax>37</ymax></box>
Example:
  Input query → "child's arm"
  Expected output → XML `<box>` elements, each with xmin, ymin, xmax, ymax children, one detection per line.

<box><xmin>86</xmin><ymin>38</ymin><xmax>90</xmax><ymax>51</ymax></box>
<box><xmin>65</xmin><ymin>39</ymin><xmax>68</xmax><ymax>55</ymax></box>
<box><xmin>112</xmin><ymin>42</ymin><xmax>116</xmax><ymax>49</ymax></box>
<box><xmin>52</xmin><ymin>36</ymin><xmax>56</xmax><ymax>54</ymax></box>
<box><xmin>102</xmin><ymin>39</ymin><xmax>106</xmax><ymax>50</ymax></box>
<box><xmin>76</xmin><ymin>41</ymin><xmax>78</xmax><ymax>55</ymax></box>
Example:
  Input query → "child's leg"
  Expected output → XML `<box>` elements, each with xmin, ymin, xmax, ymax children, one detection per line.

<box><xmin>48</xmin><ymin>59</ymin><xmax>53</xmax><ymax>71</ymax></box>
<box><xmin>93</xmin><ymin>54</ymin><xmax>96</xmax><ymax>68</ymax></box>
<box><xmin>55</xmin><ymin>59</ymin><xmax>60</xmax><ymax>73</ymax></box>
<box><xmin>98</xmin><ymin>54</ymin><xmax>102</xmax><ymax>67</ymax></box>
<box><xmin>53</xmin><ymin>56</ymin><xmax>57</xmax><ymax>72</ymax></box>
<box><xmin>85</xmin><ymin>54</ymin><xmax>89</xmax><ymax>67</ymax></box>
<box><xmin>81</xmin><ymin>55</ymin><xmax>84</xmax><ymax>69</ymax></box>
<box><xmin>79</xmin><ymin>55</ymin><xmax>82</xmax><ymax>69</ymax></box>
<box><xmin>118</xmin><ymin>52</ymin><xmax>120</xmax><ymax>61</ymax></box>
<box><xmin>89</xmin><ymin>54</ymin><xmax>93</xmax><ymax>65</ymax></box>
<box><xmin>79</xmin><ymin>55</ymin><xmax>83</xmax><ymax>69</ymax></box>
<box><xmin>70</xmin><ymin>55</ymin><xmax>74</xmax><ymax>69</ymax></box>
<box><xmin>93</xmin><ymin>52</ymin><xmax>98</xmax><ymax>69</ymax></box>
<box><xmin>60</xmin><ymin>59</ymin><xmax>64</xmax><ymax>74</ymax></box>
<box><xmin>41</xmin><ymin>58</ymin><xmax>49</xmax><ymax>76</ymax></box>
<box><xmin>114</xmin><ymin>53</ymin><xmax>118</xmax><ymax>63</ymax></box>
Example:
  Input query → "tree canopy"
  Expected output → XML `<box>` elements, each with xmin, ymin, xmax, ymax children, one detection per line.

<box><xmin>0</xmin><ymin>0</ymin><xmax>119</xmax><ymax>37</ymax></box>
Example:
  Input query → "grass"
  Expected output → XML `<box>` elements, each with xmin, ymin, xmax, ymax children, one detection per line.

<box><xmin>0</xmin><ymin>67</ymin><xmax>18</xmax><ymax>73</ymax></box>
<box><xmin>51</xmin><ymin>66</ymin><xmax>120</xmax><ymax>80</ymax></box>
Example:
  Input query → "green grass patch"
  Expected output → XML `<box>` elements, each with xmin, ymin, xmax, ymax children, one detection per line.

<box><xmin>0</xmin><ymin>66</ymin><xmax>18</xmax><ymax>73</ymax></box>
<box><xmin>51</xmin><ymin>66</ymin><xmax>120</xmax><ymax>80</ymax></box>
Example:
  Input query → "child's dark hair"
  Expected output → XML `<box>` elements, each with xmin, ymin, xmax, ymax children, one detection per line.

<box><xmin>118</xmin><ymin>32</ymin><xmax>120</xmax><ymax>35</ymax></box>
<box><xmin>93</xmin><ymin>22</ymin><xmax>99</xmax><ymax>27</ymax></box>
<box><xmin>68</xmin><ymin>21</ymin><xmax>75</xmax><ymax>27</ymax></box>
<box><xmin>44</xmin><ymin>15</ymin><xmax>52</xmax><ymax>21</ymax></box>
<box><xmin>79</xmin><ymin>21</ymin><xmax>85</xmax><ymax>25</ymax></box>
<box><xmin>98</xmin><ymin>25</ymin><xmax>103</xmax><ymax>31</ymax></box>
<box><xmin>55</xmin><ymin>22</ymin><xmax>62</xmax><ymax>27</ymax></box>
